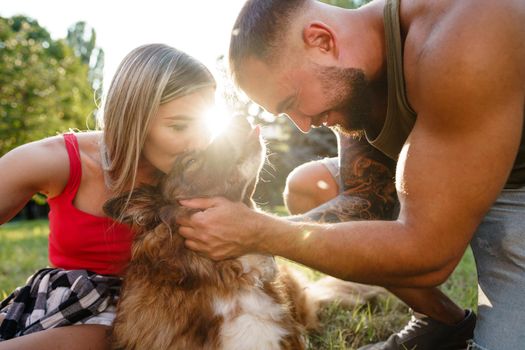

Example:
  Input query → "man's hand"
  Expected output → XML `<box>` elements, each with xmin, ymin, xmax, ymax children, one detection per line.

<box><xmin>177</xmin><ymin>197</ymin><xmax>264</xmax><ymax>260</ymax></box>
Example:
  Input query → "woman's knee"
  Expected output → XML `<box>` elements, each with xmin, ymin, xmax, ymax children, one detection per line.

<box><xmin>284</xmin><ymin>159</ymin><xmax>340</xmax><ymax>214</ymax></box>
<box><xmin>0</xmin><ymin>324</ymin><xmax>111</xmax><ymax>350</ymax></box>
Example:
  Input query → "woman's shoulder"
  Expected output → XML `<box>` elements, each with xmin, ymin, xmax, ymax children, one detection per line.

<box><xmin>9</xmin><ymin>134</ymin><xmax>69</xmax><ymax>165</ymax></box>
<box><xmin>73</xmin><ymin>131</ymin><xmax>103</xmax><ymax>156</ymax></box>
<box><xmin>1</xmin><ymin>131</ymin><xmax>103</xmax><ymax>197</ymax></box>
<box><xmin>0</xmin><ymin>135</ymin><xmax>71</xmax><ymax>197</ymax></box>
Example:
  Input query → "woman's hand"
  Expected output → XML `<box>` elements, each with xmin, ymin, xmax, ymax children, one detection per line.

<box><xmin>176</xmin><ymin>197</ymin><xmax>265</xmax><ymax>260</ymax></box>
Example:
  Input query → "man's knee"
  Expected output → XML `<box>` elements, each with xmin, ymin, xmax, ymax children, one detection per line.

<box><xmin>284</xmin><ymin>159</ymin><xmax>340</xmax><ymax>214</ymax></box>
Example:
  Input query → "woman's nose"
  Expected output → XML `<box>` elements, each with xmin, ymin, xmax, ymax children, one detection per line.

<box><xmin>192</xmin><ymin>128</ymin><xmax>213</xmax><ymax>150</ymax></box>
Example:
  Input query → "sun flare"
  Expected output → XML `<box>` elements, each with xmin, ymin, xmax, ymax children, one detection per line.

<box><xmin>205</xmin><ymin>103</ymin><xmax>234</xmax><ymax>139</ymax></box>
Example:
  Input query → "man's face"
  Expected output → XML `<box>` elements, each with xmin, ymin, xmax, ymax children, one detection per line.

<box><xmin>238</xmin><ymin>57</ymin><xmax>372</xmax><ymax>135</ymax></box>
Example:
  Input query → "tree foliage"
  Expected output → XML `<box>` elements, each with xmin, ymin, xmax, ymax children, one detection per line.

<box><xmin>66</xmin><ymin>21</ymin><xmax>104</xmax><ymax>92</ymax></box>
<box><xmin>0</xmin><ymin>16</ymin><xmax>102</xmax><ymax>155</ymax></box>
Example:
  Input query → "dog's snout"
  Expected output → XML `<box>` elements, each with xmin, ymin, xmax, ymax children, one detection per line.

<box><xmin>250</xmin><ymin>124</ymin><xmax>261</xmax><ymax>138</ymax></box>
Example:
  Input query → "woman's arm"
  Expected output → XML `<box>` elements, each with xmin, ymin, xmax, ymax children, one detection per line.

<box><xmin>0</xmin><ymin>136</ymin><xmax>69</xmax><ymax>224</ymax></box>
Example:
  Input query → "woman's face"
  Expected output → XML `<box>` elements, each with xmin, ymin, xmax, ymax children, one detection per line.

<box><xmin>142</xmin><ymin>87</ymin><xmax>215</xmax><ymax>174</ymax></box>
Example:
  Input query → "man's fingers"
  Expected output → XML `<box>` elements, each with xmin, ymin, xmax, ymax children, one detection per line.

<box><xmin>185</xmin><ymin>239</ymin><xmax>218</xmax><ymax>259</ymax></box>
<box><xmin>184</xmin><ymin>239</ymin><xmax>203</xmax><ymax>252</ymax></box>
<box><xmin>176</xmin><ymin>210</ymin><xmax>206</xmax><ymax>227</ymax></box>
<box><xmin>179</xmin><ymin>228</ymin><xmax>209</xmax><ymax>254</ymax></box>
<box><xmin>178</xmin><ymin>226</ymin><xmax>196</xmax><ymax>240</ymax></box>
<box><xmin>179</xmin><ymin>196</ymin><xmax>226</xmax><ymax>209</ymax></box>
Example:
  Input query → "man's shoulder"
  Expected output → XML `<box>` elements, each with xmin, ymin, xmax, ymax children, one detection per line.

<box><xmin>402</xmin><ymin>0</ymin><xmax>525</xmax><ymax>114</ymax></box>
<box><xmin>402</xmin><ymin>0</ymin><xmax>524</xmax><ymax>35</ymax></box>
<box><xmin>402</xmin><ymin>0</ymin><xmax>524</xmax><ymax>65</ymax></box>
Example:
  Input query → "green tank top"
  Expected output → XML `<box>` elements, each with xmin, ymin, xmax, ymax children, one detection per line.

<box><xmin>367</xmin><ymin>0</ymin><xmax>525</xmax><ymax>189</ymax></box>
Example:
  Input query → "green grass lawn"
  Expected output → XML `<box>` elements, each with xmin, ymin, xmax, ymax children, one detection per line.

<box><xmin>0</xmin><ymin>219</ymin><xmax>477</xmax><ymax>349</ymax></box>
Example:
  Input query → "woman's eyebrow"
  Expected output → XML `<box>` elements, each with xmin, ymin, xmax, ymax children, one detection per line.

<box><xmin>163</xmin><ymin>115</ymin><xmax>194</xmax><ymax>121</ymax></box>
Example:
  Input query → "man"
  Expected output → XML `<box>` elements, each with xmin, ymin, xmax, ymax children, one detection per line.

<box><xmin>177</xmin><ymin>0</ymin><xmax>525</xmax><ymax>349</ymax></box>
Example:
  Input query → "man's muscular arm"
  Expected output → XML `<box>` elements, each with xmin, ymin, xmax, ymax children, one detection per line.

<box><xmin>177</xmin><ymin>0</ymin><xmax>525</xmax><ymax>288</ymax></box>
<box><xmin>290</xmin><ymin>134</ymin><xmax>398</xmax><ymax>223</ymax></box>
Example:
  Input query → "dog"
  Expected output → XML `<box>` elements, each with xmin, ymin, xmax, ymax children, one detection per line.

<box><xmin>104</xmin><ymin>115</ymin><xmax>383</xmax><ymax>350</ymax></box>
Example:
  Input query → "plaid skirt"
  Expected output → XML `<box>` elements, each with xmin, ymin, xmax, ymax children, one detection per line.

<box><xmin>0</xmin><ymin>268</ymin><xmax>121</xmax><ymax>341</ymax></box>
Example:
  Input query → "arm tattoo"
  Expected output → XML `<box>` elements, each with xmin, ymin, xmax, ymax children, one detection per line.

<box><xmin>290</xmin><ymin>134</ymin><xmax>398</xmax><ymax>223</ymax></box>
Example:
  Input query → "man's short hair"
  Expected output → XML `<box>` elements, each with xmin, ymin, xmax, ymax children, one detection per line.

<box><xmin>228</xmin><ymin>0</ymin><xmax>307</xmax><ymax>84</ymax></box>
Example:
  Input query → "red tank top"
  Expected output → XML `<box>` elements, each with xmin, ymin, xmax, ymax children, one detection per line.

<box><xmin>48</xmin><ymin>133</ymin><xmax>134</xmax><ymax>276</ymax></box>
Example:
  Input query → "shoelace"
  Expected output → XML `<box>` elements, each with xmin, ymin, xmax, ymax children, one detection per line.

<box><xmin>396</xmin><ymin>315</ymin><xmax>430</xmax><ymax>339</ymax></box>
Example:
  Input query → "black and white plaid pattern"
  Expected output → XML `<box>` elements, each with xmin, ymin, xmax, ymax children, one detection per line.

<box><xmin>0</xmin><ymin>268</ymin><xmax>121</xmax><ymax>341</ymax></box>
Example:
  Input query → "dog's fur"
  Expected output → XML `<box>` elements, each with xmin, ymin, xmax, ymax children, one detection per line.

<box><xmin>104</xmin><ymin>116</ymin><xmax>383</xmax><ymax>350</ymax></box>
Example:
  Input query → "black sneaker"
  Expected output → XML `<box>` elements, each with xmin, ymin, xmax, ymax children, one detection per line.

<box><xmin>357</xmin><ymin>309</ymin><xmax>476</xmax><ymax>350</ymax></box>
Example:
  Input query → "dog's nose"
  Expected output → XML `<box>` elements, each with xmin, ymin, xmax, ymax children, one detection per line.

<box><xmin>250</xmin><ymin>124</ymin><xmax>261</xmax><ymax>138</ymax></box>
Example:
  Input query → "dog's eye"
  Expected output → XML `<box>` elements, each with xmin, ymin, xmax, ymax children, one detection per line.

<box><xmin>185</xmin><ymin>158</ymin><xmax>196</xmax><ymax>167</ymax></box>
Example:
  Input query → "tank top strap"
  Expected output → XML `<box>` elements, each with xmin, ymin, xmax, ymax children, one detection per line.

<box><xmin>366</xmin><ymin>0</ymin><xmax>417</xmax><ymax>160</ymax></box>
<box><xmin>61</xmin><ymin>133</ymin><xmax>82</xmax><ymax>198</ymax></box>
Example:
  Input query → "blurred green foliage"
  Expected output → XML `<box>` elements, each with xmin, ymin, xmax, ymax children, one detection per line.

<box><xmin>0</xmin><ymin>16</ymin><xmax>103</xmax><ymax>155</ymax></box>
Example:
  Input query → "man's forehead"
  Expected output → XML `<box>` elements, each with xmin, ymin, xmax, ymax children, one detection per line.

<box><xmin>237</xmin><ymin>57</ymin><xmax>295</xmax><ymax>115</ymax></box>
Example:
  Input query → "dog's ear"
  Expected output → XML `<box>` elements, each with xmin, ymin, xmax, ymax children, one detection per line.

<box><xmin>159</xmin><ymin>204</ymin><xmax>199</xmax><ymax>229</ymax></box>
<box><xmin>159</xmin><ymin>204</ymin><xmax>178</xmax><ymax>228</ymax></box>
<box><xmin>103</xmin><ymin>185</ymin><xmax>161</xmax><ymax>228</ymax></box>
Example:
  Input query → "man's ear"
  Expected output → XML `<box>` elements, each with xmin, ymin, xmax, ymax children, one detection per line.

<box><xmin>302</xmin><ymin>21</ymin><xmax>338</xmax><ymax>58</ymax></box>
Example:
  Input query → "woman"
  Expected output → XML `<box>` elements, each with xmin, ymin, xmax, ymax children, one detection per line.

<box><xmin>0</xmin><ymin>43</ymin><xmax>216</xmax><ymax>349</ymax></box>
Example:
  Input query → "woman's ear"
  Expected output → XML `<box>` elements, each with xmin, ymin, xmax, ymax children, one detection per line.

<box><xmin>302</xmin><ymin>21</ymin><xmax>339</xmax><ymax>58</ymax></box>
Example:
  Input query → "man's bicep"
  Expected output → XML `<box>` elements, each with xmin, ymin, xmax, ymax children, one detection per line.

<box><xmin>399</xmin><ymin>1</ymin><xmax>525</xmax><ymax>254</ymax></box>
<box><xmin>396</xmin><ymin>113</ymin><xmax>521</xmax><ymax>263</ymax></box>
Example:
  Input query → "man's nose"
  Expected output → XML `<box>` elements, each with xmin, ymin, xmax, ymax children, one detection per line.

<box><xmin>285</xmin><ymin>110</ymin><xmax>312</xmax><ymax>133</ymax></box>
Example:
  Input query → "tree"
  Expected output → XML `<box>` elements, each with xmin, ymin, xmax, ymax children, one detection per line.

<box><xmin>66</xmin><ymin>21</ymin><xmax>105</xmax><ymax>92</ymax></box>
<box><xmin>0</xmin><ymin>16</ymin><xmax>101</xmax><ymax>155</ymax></box>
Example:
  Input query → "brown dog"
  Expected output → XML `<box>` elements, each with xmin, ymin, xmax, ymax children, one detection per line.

<box><xmin>104</xmin><ymin>116</ymin><xmax>383</xmax><ymax>350</ymax></box>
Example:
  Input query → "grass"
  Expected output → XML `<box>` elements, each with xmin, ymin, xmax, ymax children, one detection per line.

<box><xmin>0</xmin><ymin>219</ymin><xmax>477</xmax><ymax>349</ymax></box>
<box><xmin>279</xmin><ymin>249</ymin><xmax>477</xmax><ymax>350</ymax></box>
<box><xmin>0</xmin><ymin>219</ymin><xmax>49</xmax><ymax>300</ymax></box>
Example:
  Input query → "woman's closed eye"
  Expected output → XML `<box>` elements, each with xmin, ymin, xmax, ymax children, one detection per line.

<box><xmin>170</xmin><ymin>123</ymin><xmax>189</xmax><ymax>132</ymax></box>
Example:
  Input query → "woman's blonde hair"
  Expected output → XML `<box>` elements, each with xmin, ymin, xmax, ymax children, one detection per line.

<box><xmin>98</xmin><ymin>44</ymin><xmax>215</xmax><ymax>196</ymax></box>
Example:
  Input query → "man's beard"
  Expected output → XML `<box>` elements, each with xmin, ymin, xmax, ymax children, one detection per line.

<box><xmin>315</xmin><ymin>64</ymin><xmax>372</xmax><ymax>137</ymax></box>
